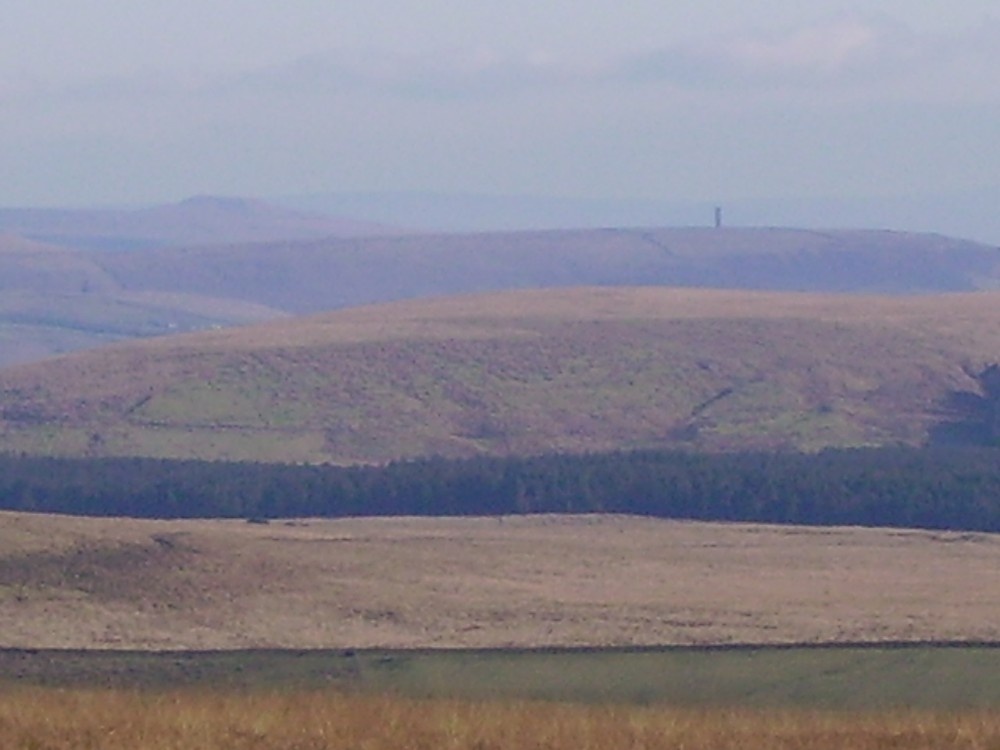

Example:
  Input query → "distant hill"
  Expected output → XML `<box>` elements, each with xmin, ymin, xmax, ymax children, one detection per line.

<box><xmin>0</xmin><ymin>196</ymin><xmax>364</xmax><ymax>367</ymax></box>
<box><xmin>0</xmin><ymin>195</ymin><xmax>400</xmax><ymax>252</ymax></box>
<box><xmin>92</xmin><ymin>227</ymin><xmax>1000</xmax><ymax>314</ymax></box>
<box><xmin>0</xmin><ymin>287</ymin><xmax>997</xmax><ymax>463</ymax></box>
<box><xmin>1</xmin><ymin>222</ymin><xmax>997</xmax><ymax>368</ymax></box>
<box><xmin>279</xmin><ymin>186</ymin><xmax>1000</xmax><ymax>246</ymax></box>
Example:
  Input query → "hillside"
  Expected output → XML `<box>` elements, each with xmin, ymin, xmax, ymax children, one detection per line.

<box><xmin>92</xmin><ymin>227</ymin><xmax>1000</xmax><ymax>314</ymax></box>
<box><xmin>0</xmin><ymin>246</ymin><xmax>287</xmax><ymax>369</ymax></box>
<box><xmin>1</xmin><ymin>512</ymin><xmax>996</xmax><ymax>650</ymax></box>
<box><xmin>0</xmin><ymin>195</ymin><xmax>399</xmax><ymax>251</ymax></box>
<box><xmin>279</xmin><ymin>186</ymin><xmax>1000</xmax><ymax>246</ymax></box>
<box><xmin>0</xmin><ymin>287</ymin><xmax>997</xmax><ymax>463</ymax></box>
<box><xmin>2</xmin><ymin>224</ymin><xmax>998</xmax><ymax>368</ymax></box>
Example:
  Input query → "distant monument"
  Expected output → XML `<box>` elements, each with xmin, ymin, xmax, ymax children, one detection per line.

<box><xmin>714</xmin><ymin>206</ymin><xmax>723</xmax><ymax>228</ymax></box>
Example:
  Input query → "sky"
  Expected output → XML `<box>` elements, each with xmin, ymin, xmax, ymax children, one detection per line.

<box><xmin>2</xmin><ymin>1</ymin><xmax>1000</xmax><ymax>218</ymax></box>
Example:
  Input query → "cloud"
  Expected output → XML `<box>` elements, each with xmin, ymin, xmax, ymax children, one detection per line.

<box><xmin>191</xmin><ymin>19</ymin><xmax>895</xmax><ymax>102</ymax></box>
<box><xmin>617</xmin><ymin>15</ymin><xmax>1000</xmax><ymax>101</ymax></box>
<box><xmin>620</xmin><ymin>18</ymin><xmax>906</xmax><ymax>91</ymax></box>
<box><xmin>210</xmin><ymin>16</ymin><xmax>1000</xmax><ymax>105</ymax></box>
<box><xmin>5</xmin><ymin>15</ymin><xmax>999</xmax><ymax>111</ymax></box>
<box><xmin>729</xmin><ymin>19</ymin><xmax>881</xmax><ymax>72</ymax></box>
<box><xmin>212</xmin><ymin>48</ymin><xmax>585</xmax><ymax>101</ymax></box>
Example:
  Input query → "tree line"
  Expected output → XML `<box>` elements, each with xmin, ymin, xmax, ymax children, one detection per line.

<box><xmin>0</xmin><ymin>447</ymin><xmax>998</xmax><ymax>531</ymax></box>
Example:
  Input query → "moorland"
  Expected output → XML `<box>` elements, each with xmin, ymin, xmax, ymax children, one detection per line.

<box><xmin>3</xmin><ymin>198</ymin><xmax>1000</xmax><ymax>748</ymax></box>
<box><xmin>1</xmin><ymin>512</ymin><xmax>997</xmax><ymax>651</ymax></box>
<box><xmin>3</xmin><ymin>511</ymin><xmax>1000</xmax><ymax>745</ymax></box>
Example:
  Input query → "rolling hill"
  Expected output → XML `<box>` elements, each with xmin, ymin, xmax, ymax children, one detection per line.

<box><xmin>0</xmin><ymin>287</ymin><xmax>997</xmax><ymax>463</ymax></box>
<box><xmin>91</xmin><ymin>226</ymin><xmax>1000</xmax><ymax>314</ymax></box>
<box><xmin>1</xmin><ymin>223</ymin><xmax>998</xmax><ymax>368</ymax></box>
<box><xmin>0</xmin><ymin>195</ymin><xmax>400</xmax><ymax>251</ymax></box>
<box><xmin>279</xmin><ymin>185</ymin><xmax>1000</xmax><ymax>246</ymax></box>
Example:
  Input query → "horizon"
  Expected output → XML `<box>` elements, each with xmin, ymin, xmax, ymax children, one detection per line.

<box><xmin>2</xmin><ymin>187</ymin><xmax>999</xmax><ymax>247</ymax></box>
<box><xmin>2</xmin><ymin>2</ymin><xmax>999</xmax><ymax>241</ymax></box>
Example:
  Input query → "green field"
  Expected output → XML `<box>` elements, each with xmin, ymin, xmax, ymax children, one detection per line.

<box><xmin>4</xmin><ymin>645</ymin><xmax>999</xmax><ymax>710</ymax></box>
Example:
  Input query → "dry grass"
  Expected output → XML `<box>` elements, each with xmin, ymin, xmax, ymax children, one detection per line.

<box><xmin>69</xmin><ymin>286</ymin><xmax>1000</xmax><ymax>351</ymax></box>
<box><xmin>2</xmin><ymin>512</ymin><xmax>998</xmax><ymax>650</ymax></box>
<box><xmin>1</xmin><ymin>687</ymin><xmax>998</xmax><ymax>750</ymax></box>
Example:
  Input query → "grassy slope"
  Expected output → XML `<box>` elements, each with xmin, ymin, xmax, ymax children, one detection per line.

<box><xmin>1</xmin><ymin>512</ymin><xmax>998</xmax><ymax>650</ymax></box>
<box><xmin>0</xmin><ymin>287</ymin><xmax>998</xmax><ymax>462</ymax></box>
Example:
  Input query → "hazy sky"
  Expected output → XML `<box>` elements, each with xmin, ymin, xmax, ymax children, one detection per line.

<box><xmin>3</xmin><ymin>1</ymin><xmax>999</xmax><ymax>208</ymax></box>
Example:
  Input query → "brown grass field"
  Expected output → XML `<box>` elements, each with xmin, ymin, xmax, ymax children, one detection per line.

<box><xmin>2</xmin><ymin>511</ymin><xmax>998</xmax><ymax>650</ymax></box>
<box><xmin>3</xmin><ymin>511</ymin><xmax>1000</xmax><ymax>747</ymax></box>
<box><xmin>2</xmin><ymin>287</ymin><xmax>1000</xmax><ymax>462</ymax></box>
<box><xmin>1</xmin><ymin>687</ymin><xmax>998</xmax><ymax>750</ymax></box>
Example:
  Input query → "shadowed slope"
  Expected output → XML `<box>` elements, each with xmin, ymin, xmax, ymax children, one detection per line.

<box><xmin>92</xmin><ymin>227</ymin><xmax>1000</xmax><ymax>315</ymax></box>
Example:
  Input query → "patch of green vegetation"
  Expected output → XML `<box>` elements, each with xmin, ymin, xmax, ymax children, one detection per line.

<box><xmin>0</xmin><ymin>649</ymin><xmax>358</xmax><ymax>691</ymax></box>
<box><xmin>0</xmin><ymin>425</ymin><xmax>96</xmax><ymax>456</ymax></box>
<box><xmin>101</xmin><ymin>425</ymin><xmax>331</xmax><ymax>463</ymax></box>
<box><xmin>135</xmin><ymin>380</ymin><xmax>271</xmax><ymax>426</ymax></box>
<box><xmin>706</xmin><ymin>407</ymin><xmax>872</xmax><ymax>450</ymax></box>
<box><xmin>351</xmin><ymin>647</ymin><xmax>1000</xmax><ymax>709</ymax></box>
<box><xmin>3</xmin><ymin>646</ymin><xmax>999</xmax><ymax>710</ymax></box>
